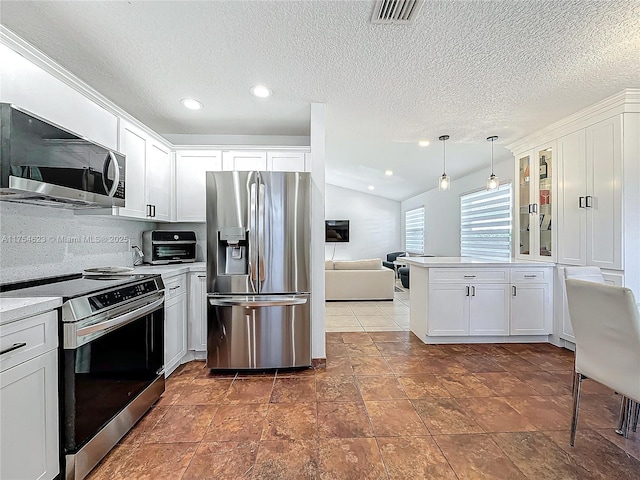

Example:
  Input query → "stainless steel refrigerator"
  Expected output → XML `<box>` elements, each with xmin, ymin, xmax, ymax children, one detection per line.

<box><xmin>206</xmin><ymin>171</ymin><xmax>311</xmax><ymax>369</ymax></box>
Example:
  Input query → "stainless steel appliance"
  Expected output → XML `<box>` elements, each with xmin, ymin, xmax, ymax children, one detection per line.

<box><xmin>1</xmin><ymin>273</ymin><xmax>165</xmax><ymax>480</ymax></box>
<box><xmin>206</xmin><ymin>171</ymin><xmax>311</xmax><ymax>369</ymax></box>
<box><xmin>0</xmin><ymin>103</ymin><xmax>126</xmax><ymax>208</ymax></box>
<box><xmin>142</xmin><ymin>230</ymin><xmax>197</xmax><ymax>264</ymax></box>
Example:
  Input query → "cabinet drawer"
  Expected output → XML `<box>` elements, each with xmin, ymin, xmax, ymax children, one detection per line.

<box><xmin>164</xmin><ymin>275</ymin><xmax>187</xmax><ymax>299</ymax></box>
<box><xmin>0</xmin><ymin>311</ymin><xmax>58</xmax><ymax>372</ymax></box>
<box><xmin>510</xmin><ymin>269</ymin><xmax>551</xmax><ymax>283</ymax></box>
<box><xmin>429</xmin><ymin>269</ymin><xmax>508</xmax><ymax>283</ymax></box>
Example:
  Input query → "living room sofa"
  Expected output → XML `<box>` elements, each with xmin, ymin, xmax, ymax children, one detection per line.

<box><xmin>325</xmin><ymin>258</ymin><xmax>395</xmax><ymax>301</ymax></box>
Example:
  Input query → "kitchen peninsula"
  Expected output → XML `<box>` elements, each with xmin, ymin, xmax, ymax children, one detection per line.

<box><xmin>404</xmin><ymin>257</ymin><xmax>554</xmax><ymax>344</ymax></box>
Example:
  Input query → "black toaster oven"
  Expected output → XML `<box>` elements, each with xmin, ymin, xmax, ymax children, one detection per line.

<box><xmin>142</xmin><ymin>230</ymin><xmax>197</xmax><ymax>264</ymax></box>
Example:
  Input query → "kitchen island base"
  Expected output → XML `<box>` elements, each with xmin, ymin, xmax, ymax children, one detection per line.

<box><xmin>406</xmin><ymin>258</ymin><xmax>554</xmax><ymax>344</ymax></box>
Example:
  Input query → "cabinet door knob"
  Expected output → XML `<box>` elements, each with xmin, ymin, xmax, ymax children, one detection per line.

<box><xmin>466</xmin><ymin>286</ymin><xmax>470</xmax><ymax>297</ymax></box>
<box><xmin>471</xmin><ymin>286</ymin><xmax>476</xmax><ymax>296</ymax></box>
<box><xmin>579</xmin><ymin>197</ymin><xmax>585</xmax><ymax>208</ymax></box>
<box><xmin>512</xmin><ymin>285</ymin><xmax>517</xmax><ymax>296</ymax></box>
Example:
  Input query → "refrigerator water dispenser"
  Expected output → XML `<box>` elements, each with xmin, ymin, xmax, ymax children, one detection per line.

<box><xmin>219</xmin><ymin>227</ymin><xmax>247</xmax><ymax>275</ymax></box>
<box><xmin>225</xmin><ymin>245</ymin><xmax>246</xmax><ymax>274</ymax></box>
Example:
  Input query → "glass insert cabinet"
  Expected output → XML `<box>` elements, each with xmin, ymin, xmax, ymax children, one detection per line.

<box><xmin>514</xmin><ymin>141</ymin><xmax>556</xmax><ymax>262</ymax></box>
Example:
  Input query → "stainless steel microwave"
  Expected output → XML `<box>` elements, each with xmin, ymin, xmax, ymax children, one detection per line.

<box><xmin>0</xmin><ymin>103</ymin><xmax>126</xmax><ymax>208</ymax></box>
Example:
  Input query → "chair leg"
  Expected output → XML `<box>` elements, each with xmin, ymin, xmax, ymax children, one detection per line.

<box><xmin>623</xmin><ymin>399</ymin><xmax>634</xmax><ymax>439</ymax></box>
<box><xmin>633</xmin><ymin>401</ymin><xmax>639</xmax><ymax>433</ymax></box>
<box><xmin>616</xmin><ymin>396</ymin><xmax>630</xmax><ymax>435</ymax></box>
<box><xmin>570</xmin><ymin>371</ymin><xmax>583</xmax><ymax>447</ymax></box>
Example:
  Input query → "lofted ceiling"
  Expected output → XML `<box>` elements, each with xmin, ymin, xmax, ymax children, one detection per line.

<box><xmin>1</xmin><ymin>1</ymin><xmax>639</xmax><ymax>201</ymax></box>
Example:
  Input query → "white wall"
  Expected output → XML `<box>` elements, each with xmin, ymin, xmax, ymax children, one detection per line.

<box><xmin>401</xmin><ymin>158</ymin><xmax>514</xmax><ymax>256</ymax></box>
<box><xmin>310</xmin><ymin>103</ymin><xmax>326</xmax><ymax>362</ymax></box>
<box><xmin>0</xmin><ymin>203</ymin><xmax>155</xmax><ymax>283</ymax></box>
<box><xmin>325</xmin><ymin>184</ymin><xmax>402</xmax><ymax>261</ymax></box>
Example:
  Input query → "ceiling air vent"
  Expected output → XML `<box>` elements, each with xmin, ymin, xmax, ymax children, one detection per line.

<box><xmin>371</xmin><ymin>0</ymin><xmax>424</xmax><ymax>24</ymax></box>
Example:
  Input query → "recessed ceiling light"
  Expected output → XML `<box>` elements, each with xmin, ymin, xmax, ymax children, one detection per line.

<box><xmin>419</xmin><ymin>140</ymin><xmax>430</xmax><ymax>147</ymax></box>
<box><xmin>181</xmin><ymin>98</ymin><xmax>203</xmax><ymax>110</ymax></box>
<box><xmin>385</xmin><ymin>170</ymin><xmax>393</xmax><ymax>176</ymax></box>
<box><xmin>250</xmin><ymin>85</ymin><xmax>271</xmax><ymax>98</ymax></box>
<box><xmin>368</xmin><ymin>185</ymin><xmax>375</xmax><ymax>190</ymax></box>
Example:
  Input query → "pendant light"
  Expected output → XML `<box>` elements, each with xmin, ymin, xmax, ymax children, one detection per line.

<box><xmin>486</xmin><ymin>135</ymin><xmax>499</xmax><ymax>190</ymax></box>
<box><xmin>438</xmin><ymin>135</ymin><xmax>450</xmax><ymax>191</ymax></box>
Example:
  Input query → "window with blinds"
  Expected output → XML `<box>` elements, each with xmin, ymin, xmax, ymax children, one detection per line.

<box><xmin>405</xmin><ymin>207</ymin><xmax>425</xmax><ymax>254</ymax></box>
<box><xmin>460</xmin><ymin>183</ymin><xmax>512</xmax><ymax>260</ymax></box>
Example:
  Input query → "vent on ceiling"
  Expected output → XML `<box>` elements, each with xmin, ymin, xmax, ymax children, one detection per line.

<box><xmin>371</xmin><ymin>0</ymin><xmax>424</xmax><ymax>24</ymax></box>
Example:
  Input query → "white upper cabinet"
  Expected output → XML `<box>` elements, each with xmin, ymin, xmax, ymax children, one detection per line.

<box><xmin>222</xmin><ymin>151</ymin><xmax>267</xmax><ymax>171</ymax></box>
<box><xmin>557</xmin><ymin>130</ymin><xmax>587</xmax><ymax>265</ymax></box>
<box><xmin>585</xmin><ymin>116</ymin><xmax>622</xmax><ymax>269</ymax></box>
<box><xmin>557</xmin><ymin>116</ymin><xmax>622</xmax><ymax>269</ymax></box>
<box><xmin>119</xmin><ymin>121</ymin><xmax>148</xmax><ymax>218</ymax></box>
<box><xmin>146</xmin><ymin>141</ymin><xmax>172</xmax><ymax>222</ymax></box>
<box><xmin>267</xmin><ymin>151</ymin><xmax>308</xmax><ymax>172</ymax></box>
<box><xmin>514</xmin><ymin>141</ymin><xmax>556</xmax><ymax>262</ymax></box>
<box><xmin>175</xmin><ymin>151</ymin><xmax>222</xmax><ymax>222</ymax></box>
<box><xmin>0</xmin><ymin>44</ymin><xmax>118</xmax><ymax>150</ymax></box>
<box><xmin>118</xmin><ymin>119</ymin><xmax>172</xmax><ymax>221</ymax></box>
<box><xmin>222</xmin><ymin>150</ymin><xmax>309</xmax><ymax>172</ymax></box>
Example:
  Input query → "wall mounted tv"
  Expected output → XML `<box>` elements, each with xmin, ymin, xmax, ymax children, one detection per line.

<box><xmin>325</xmin><ymin>220</ymin><xmax>350</xmax><ymax>243</ymax></box>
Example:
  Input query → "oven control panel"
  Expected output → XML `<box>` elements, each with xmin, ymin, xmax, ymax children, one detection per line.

<box><xmin>88</xmin><ymin>279</ymin><xmax>159</xmax><ymax>311</ymax></box>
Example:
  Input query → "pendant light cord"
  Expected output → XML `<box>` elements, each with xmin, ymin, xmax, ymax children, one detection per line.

<box><xmin>443</xmin><ymin>139</ymin><xmax>446</xmax><ymax>174</ymax></box>
<box><xmin>487</xmin><ymin>135</ymin><xmax>498</xmax><ymax>176</ymax></box>
<box><xmin>439</xmin><ymin>134</ymin><xmax>450</xmax><ymax>175</ymax></box>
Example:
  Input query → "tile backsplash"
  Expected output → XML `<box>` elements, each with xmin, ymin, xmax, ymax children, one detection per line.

<box><xmin>0</xmin><ymin>202</ymin><xmax>155</xmax><ymax>283</ymax></box>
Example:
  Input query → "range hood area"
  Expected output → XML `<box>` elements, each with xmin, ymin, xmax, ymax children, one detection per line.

<box><xmin>0</xmin><ymin>103</ymin><xmax>126</xmax><ymax>209</ymax></box>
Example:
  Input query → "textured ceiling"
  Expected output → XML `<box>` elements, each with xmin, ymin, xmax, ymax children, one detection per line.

<box><xmin>2</xmin><ymin>1</ymin><xmax>639</xmax><ymax>201</ymax></box>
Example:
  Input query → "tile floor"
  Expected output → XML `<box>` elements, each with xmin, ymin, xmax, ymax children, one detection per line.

<box><xmin>325</xmin><ymin>289</ymin><xmax>410</xmax><ymax>333</ymax></box>
<box><xmin>88</xmin><ymin>331</ymin><xmax>640</xmax><ymax>480</ymax></box>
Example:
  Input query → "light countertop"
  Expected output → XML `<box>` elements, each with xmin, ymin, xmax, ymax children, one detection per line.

<box><xmin>0</xmin><ymin>297</ymin><xmax>62</xmax><ymax>326</ymax></box>
<box><xmin>132</xmin><ymin>262</ymin><xmax>206</xmax><ymax>278</ymax></box>
<box><xmin>403</xmin><ymin>257</ymin><xmax>555</xmax><ymax>268</ymax></box>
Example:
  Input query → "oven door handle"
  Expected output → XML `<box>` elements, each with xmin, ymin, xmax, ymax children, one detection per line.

<box><xmin>76</xmin><ymin>297</ymin><xmax>164</xmax><ymax>337</ymax></box>
<box><xmin>208</xmin><ymin>295</ymin><xmax>307</xmax><ymax>307</ymax></box>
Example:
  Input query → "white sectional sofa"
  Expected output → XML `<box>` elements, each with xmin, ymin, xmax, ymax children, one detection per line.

<box><xmin>325</xmin><ymin>258</ymin><xmax>395</xmax><ymax>301</ymax></box>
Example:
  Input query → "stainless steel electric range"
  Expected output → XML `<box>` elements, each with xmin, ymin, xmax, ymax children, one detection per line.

<box><xmin>1</xmin><ymin>273</ymin><xmax>166</xmax><ymax>480</ymax></box>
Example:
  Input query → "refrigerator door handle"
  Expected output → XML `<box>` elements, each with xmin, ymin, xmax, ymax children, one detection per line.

<box><xmin>249</xmin><ymin>182</ymin><xmax>258</xmax><ymax>292</ymax></box>
<box><xmin>208</xmin><ymin>295</ymin><xmax>308</xmax><ymax>307</ymax></box>
<box><xmin>258</xmin><ymin>181</ymin><xmax>266</xmax><ymax>287</ymax></box>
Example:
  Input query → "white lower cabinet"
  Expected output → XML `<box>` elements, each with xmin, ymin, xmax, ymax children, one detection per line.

<box><xmin>1</xmin><ymin>311</ymin><xmax>59</xmax><ymax>480</ymax></box>
<box><xmin>188</xmin><ymin>273</ymin><xmax>208</xmax><ymax>352</ymax></box>
<box><xmin>425</xmin><ymin>267</ymin><xmax>552</xmax><ymax>338</ymax></box>
<box><xmin>469</xmin><ymin>284</ymin><xmax>510</xmax><ymax>335</ymax></box>
<box><xmin>510</xmin><ymin>283</ymin><xmax>551</xmax><ymax>335</ymax></box>
<box><xmin>427</xmin><ymin>283</ymin><xmax>509</xmax><ymax>336</ymax></box>
<box><xmin>164</xmin><ymin>275</ymin><xmax>188</xmax><ymax>377</ymax></box>
<box><xmin>428</xmin><ymin>284</ymin><xmax>469</xmax><ymax>335</ymax></box>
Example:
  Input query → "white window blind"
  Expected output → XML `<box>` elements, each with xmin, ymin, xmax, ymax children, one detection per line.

<box><xmin>405</xmin><ymin>207</ymin><xmax>425</xmax><ymax>254</ymax></box>
<box><xmin>460</xmin><ymin>183</ymin><xmax>512</xmax><ymax>260</ymax></box>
